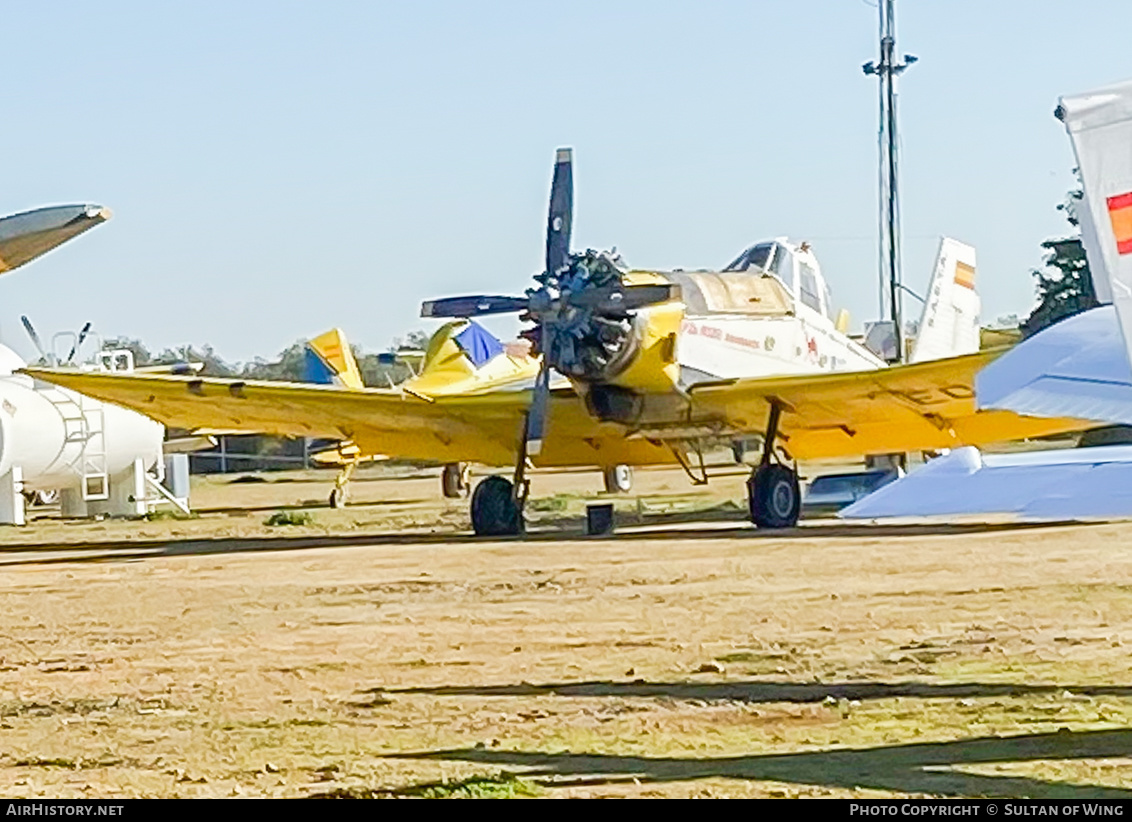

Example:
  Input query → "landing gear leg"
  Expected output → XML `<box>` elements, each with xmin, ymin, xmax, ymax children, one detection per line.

<box><xmin>747</xmin><ymin>401</ymin><xmax>800</xmax><ymax>529</ymax></box>
<box><xmin>442</xmin><ymin>462</ymin><xmax>471</xmax><ymax>498</ymax></box>
<box><xmin>469</xmin><ymin>417</ymin><xmax>530</xmax><ymax>537</ymax></box>
<box><xmin>329</xmin><ymin>461</ymin><xmax>357</xmax><ymax>509</ymax></box>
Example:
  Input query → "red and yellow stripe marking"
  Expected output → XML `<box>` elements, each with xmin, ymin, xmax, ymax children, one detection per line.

<box><xmin>1107</xmin><ymin>191</ymin><xmax>1132</xmax><ymax>255</ymax></box>
<box><xmin>954</xmin><ymin>261</ymin><xmax>976</xmax><ymax>290</ymax></box>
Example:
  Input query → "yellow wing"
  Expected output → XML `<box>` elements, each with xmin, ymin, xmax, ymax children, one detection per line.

<box><xmin>24</xmin><ymin>349</ymin><xmax>1089</xmax><ymax>470</ymax></box>
<box><xmin>20</xmin><ymin>369</ymin><xmax>674</xmax><ymax>468</ymax></box>
<box><xmin>688</xmin><ymin>349</ymin><xmax>1089</xmax><ymax>459</ymax></box>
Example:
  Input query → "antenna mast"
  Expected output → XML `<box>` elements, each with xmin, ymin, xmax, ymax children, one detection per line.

<box><xmin>863</xmin><ymin>0</ymin><xmax>916</xmax><ymax>363</ymax></box>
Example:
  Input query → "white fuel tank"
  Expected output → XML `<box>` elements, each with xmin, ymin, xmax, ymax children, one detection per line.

<box><xmin>0</xmin><ymin>373</ymin><xmax>164</xmax><ymax>492</ymax></box>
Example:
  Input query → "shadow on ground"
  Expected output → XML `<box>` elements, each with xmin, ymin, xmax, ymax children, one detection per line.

<box><xmin>391</xmin><ymin>728</ymin><xmax>1132</xmax><ymax>798</ymax></box>
<box><xmin>390</xmin><ymin>678</ymin><xmax>1132</xmax><ymax>703</ymax></box>
<box><xmin>0</xmin><ymin>519</ymin><xmax>1106</xmax><ymax>567</ymax></box>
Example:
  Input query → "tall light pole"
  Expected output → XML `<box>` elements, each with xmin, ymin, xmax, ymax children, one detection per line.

<box><xmin>863</xmin><ymin>0</ymin><xmax>916</xmax><ymax>363</ymax></box>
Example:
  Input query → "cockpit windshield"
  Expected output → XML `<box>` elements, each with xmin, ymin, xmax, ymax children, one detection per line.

<box><xmin>723</xmin><ymin>242</ymin><xmax>774</xmax><ymax>273</ymax></box>
<box><xmin>725</xmin><ymin>242</ymin><xmax>795</xmax><ymax>290</ymax></box>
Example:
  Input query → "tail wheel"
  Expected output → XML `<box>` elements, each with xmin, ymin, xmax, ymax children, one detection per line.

<box><xmin>602</xmin><ymin>465</ymin><xmax>633</xmax><ymax>494</ymax></box>
<box><xmin>442</xmin><ymin>462</ymin><xmax>471</xmax><ymax>498</ymax></box>
<box><xmin>470</xmin><ymin>476</ymin><xmax>522</xmax><ymax>536</ymax></box>
<box><xmin>747</xmin><ymin>464</ymin><xmax>801</xmax><ymax>529</ymax></box>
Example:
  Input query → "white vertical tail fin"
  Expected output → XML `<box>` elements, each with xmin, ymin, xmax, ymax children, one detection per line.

<box><xmin>908</xmin><ymin>237</ymin><xmax>981</xmax><ymax>363</ymax></box>
<box><xmin>1059</xmin><ymin>79</ymin><xmax>1132</xmax><ymax>363</ymax></box>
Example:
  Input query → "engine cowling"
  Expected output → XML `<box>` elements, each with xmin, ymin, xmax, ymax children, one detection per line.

<box><xmin>526</xmin><ymin>251</ymin><xmax>684</xmax><ymax>396</ymax></box>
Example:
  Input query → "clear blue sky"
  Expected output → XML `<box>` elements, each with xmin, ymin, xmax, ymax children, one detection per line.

<box><xmin>1</xmin><ymin>0</ymin><xmax>1129</xmax><ymax>364</ymax></box>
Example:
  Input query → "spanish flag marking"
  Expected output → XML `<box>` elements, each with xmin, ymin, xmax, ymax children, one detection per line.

<box><xmin>1107</xmin><ymin>191</ymin><xmax>1132</xmax><ymax>255</ymax></box>
<box><xmin>954</xmin><ymin>261</ymin><xmax>976</xmax><ymax>290</ymax></box>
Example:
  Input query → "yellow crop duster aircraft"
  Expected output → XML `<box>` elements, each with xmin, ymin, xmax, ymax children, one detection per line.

<box><xmin>300</xmin><ymin>325</ymin><xmax>545</xmax><ymax>507</ymax></box>
<box><xmin>25</xmin><ymin>151</ymin><xmax>1088</xmax><ymax>535</ymax></box>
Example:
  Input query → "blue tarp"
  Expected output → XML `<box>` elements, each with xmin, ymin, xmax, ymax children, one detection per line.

<box><xmin>453</xmin><ymin>321</ymin><xmax>504</xmax><ymax>368</ymax></box>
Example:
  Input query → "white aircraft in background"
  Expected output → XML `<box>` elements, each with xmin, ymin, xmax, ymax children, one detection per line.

<box><xmin>0</xmin><ymin>204</ymin><xmax>176</xmax><ymax>525</ymax></box>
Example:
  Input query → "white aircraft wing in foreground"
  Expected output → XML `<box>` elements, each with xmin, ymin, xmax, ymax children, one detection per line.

<box><xmin>976</xmin><ymin>304</ymin><xmax>1132</xmax><ymax>423</ymax></box>
<box><xmin>843</xmin><ymin>78</ymin><xmax>1132</xmax><ymax>522</ymax></box>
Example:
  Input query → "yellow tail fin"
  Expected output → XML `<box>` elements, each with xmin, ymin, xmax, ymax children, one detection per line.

<box><xmin>306</xmin><ymin>328</ymin><xmax>364</xmax><ymax>390</ymax></box>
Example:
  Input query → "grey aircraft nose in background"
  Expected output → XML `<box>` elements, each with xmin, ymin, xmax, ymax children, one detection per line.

<box><xmin>0</xmin><ymin>204</ymin><xmax>110</xmax><ymax>275</ymax></box>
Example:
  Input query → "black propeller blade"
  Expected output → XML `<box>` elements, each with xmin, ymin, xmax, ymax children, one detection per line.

<box><xmin>544</xmin><ymin>148</ymin><xmax>573</xmax><ymax>280</ymax></box>
<box><xmin>526</xmin><ymin>148</ymin><xmax>575</xmax><ymax>455</ymax></box>
<box><xmin>417</xmin><ymin>148</ymin><xmax>676</xmax><ymax>458</ymax></box>
<box><xmin>420</xmin><ymin>295</ymin><xmax>530</xmax><ymax>319</ymax></box>
<box><xmin>524</xmin><ymin>324</ymin><xmax>556</xmax><ymax>456</ymax></box>
<box><xmin>567</xmin><ymin>283</ymin><xmax>679</xmax><ymax>312</ymax></box>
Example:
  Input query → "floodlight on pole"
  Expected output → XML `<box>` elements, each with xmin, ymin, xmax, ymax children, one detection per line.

<box><xmin>864</xmin><ymin>0</ymin><xmax>915</xmax><ymax>363</ymax></box>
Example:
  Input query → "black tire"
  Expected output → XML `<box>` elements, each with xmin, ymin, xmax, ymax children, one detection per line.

<box><xmin>602</xmin><ymin>465</ymin><xmax>633</xmax><ymax>494</ymax></box>
<box><xmin>441</xmin><ymin>463</ymin><xmax>469</xmax><ymax>498</ymax></box>
<box><xmin>329</xmin><ymin>488</ymin><xmax>345</xmax><ymax>509</ymax></box>
<box><xmin>471</xmin><ymin>476</ymin><xmax>522</xmax><ymax>536</ymax></box>
<box><xmin>747</xmin><ymin>464</ymin><xmax>801</xmax><ymax>529</ymax></box>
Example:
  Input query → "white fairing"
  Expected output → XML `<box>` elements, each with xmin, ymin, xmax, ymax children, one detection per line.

<box><xmin>0</xmin><ymin>344</ymin><xmax>25</xmax><ymax>377</ymax></box>
<box><xmin>1060</xmin><ymin>79</ymin><xmax>1132</xmax><ymax>370</ymax></box>
<box><xmin>0</xmin><ymin>375</ymin><xmax>163</xmax><ymax>492</ymax></box>
<box><xmin>909</xmin><ymin>238</ymin><xmax>980</xmax><ymax>363</ymax></box>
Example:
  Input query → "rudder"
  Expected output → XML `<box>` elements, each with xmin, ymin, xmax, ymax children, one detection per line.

<box><xmin>304</xmin><ymin>328</ymin><xmax>364</xmax><ymax>390</ymax></box>
<box><xmin>909</xmin><ymin>237</ymin><xmax>980</xmax><ymax>363</ymax></box>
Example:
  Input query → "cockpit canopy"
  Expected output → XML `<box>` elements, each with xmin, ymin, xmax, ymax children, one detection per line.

<box><xmin>724</xmin><ymin>240</ymin><xmax>833</xmax><ymax>320</ymax></box>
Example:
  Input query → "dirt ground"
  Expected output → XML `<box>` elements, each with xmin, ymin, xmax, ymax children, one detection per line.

<box><xmin>0</xmin><ymin>463</ymin><xmax>1129</xmax><ymax>798</ymax></box>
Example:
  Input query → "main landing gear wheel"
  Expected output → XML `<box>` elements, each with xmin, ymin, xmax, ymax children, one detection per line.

<box><xmin>442</xmin><ymin>462</ymin><xmax>471</xmax><ymax>498</ymax></box>
<box><xmin>748</xmin><ymin>464</ymin><xmax>801</xmax><ymax>529</ymax></box>
<box><xmin>602</xmin><ymin>465</ymin><xmax>633</xmax><ymax>494</ymax></box>
<box><xmin>471</xmin><ymin>476</ymin><xmax>523</xmax><ymax>537</ymax></box>
<box><xmin>329</xmin><ymin>487</ymin><xmax>346</xmax><ymax>509</ymax></box>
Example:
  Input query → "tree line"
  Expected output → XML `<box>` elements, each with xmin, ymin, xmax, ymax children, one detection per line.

<box><xmin>102</xmin><ymin>330</ymin><xmax>432</xmax><ymax>386</ymax></box>
<box><xmin>1021</xmin><ymin>178</ymin><xmax>1100</xmax><ymax>337</ymax></box>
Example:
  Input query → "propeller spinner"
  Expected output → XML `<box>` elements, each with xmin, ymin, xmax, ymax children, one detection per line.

<box><xmin>420</xmin><ymin>148</ymin><xmax>676</xmax><ymax>455</ymax></box>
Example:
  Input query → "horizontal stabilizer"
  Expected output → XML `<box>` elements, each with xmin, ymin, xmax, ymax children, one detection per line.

<box><xmin>840</xmin><ymin>444</ymin><xmax>1132</xmax><ymax>520</ymax></box>
<box><xmin>0</xmin><ymin>204</ymin><xmax>110</xmax><ymax>274</ymax></box>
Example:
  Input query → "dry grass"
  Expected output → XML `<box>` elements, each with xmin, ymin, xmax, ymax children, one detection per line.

<box><xmin>0</xmin><ymin>464</ymin><xmax>1128</xmax><ymax>798</ymax></box>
